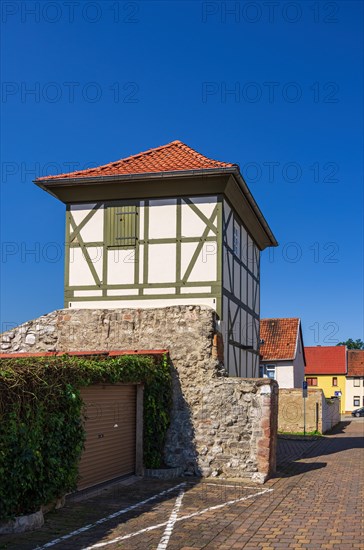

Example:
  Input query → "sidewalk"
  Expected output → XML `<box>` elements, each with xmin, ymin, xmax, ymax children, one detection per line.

<box><xmin>1</xmin><ymin>420</ymin><xmax>363</xmax><ymax>549</ymax></box>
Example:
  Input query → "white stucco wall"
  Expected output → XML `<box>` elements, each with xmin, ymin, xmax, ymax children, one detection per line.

<box><xmin>67</xmin><ymin>196</ymin><xmax>219</xmax><ymax>305</ymax></box>
<box><xmin>345</xmin><ymin>377</ymin><xmax>364</xmax><ymax>412</ymax></box>
<box><xmin>275</xmin><ymin>362</ymin><xmax>295</xmax><ymax>389</ymax></box>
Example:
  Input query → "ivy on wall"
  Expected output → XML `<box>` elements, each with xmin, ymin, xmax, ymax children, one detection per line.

<box><xmin>0</xmin><ymin>354</ymin><xmax>171</xmax><ymax>521</ymax></box>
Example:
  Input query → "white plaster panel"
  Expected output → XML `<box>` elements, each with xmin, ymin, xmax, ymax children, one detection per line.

<box><xmin>223</xmin><ymin>200</ymin><xmax>233</xmax><ymax>249</ymax></box>
<box><xmin>247</xmin><ymin>313</ymin><xmax>254</xmax><ymax>349</ymax></box>
<box><xmin>241</xmin><ymin>266</ymin><xmax>247</xmax><ymax>304</ymax></box>
<box><xmin>247</xmin><ymin>273</ymin><xmax>253</xmax><ymax>310</ymax></box>
<box><xmin>180</xmin><ymin>286</ymin><xmax>212</xmax><ymax>294</ymax></box>
<box><xmin>246</xmin><ymin>352</ymin><xmax>253</xmax><ymax>378</ymax></box>
<box><xmin>68</xmin><ymin>297</ymin><xmax>217</xmax><ymax>309</ymax></box>
<box><xmin>139</xmin><ymin>244</ymin><xmax>144</xmax><ymax>282</ymax></box>
<box><xmin>233</xmin><ymin>258</ymin><xmax>240</xmax><ymax>300</ymax></box>
<box><xmin>78</xmin><ymin>207</ymin><xmax>104</xmax><ymax>243</ymax></box>
<box><xmin>241</xmin><ymin>225</ymin><xmax>248</xmax><ymax>261</ymax></box>
<box><xmin>255</xmin><ymin>282</ymin><xmax>260</xmax><ymax>315</ymax></box>
<box><xmin>240</xmin><ymin>309</ymin><xmax>248</xmax><ymax>346</ymax></box>
<box><xmin>107</xmin><ymin>249</ymin><xmax>135</xmax><ymax>285</ymax></box>
<box><xmin>139</xmin><ymin>202</ymin><xmax>145</xmax><ymax>237</ymax></box>
<box><xmin>181</xmin><ymin>197</ymin><xmax>217</xmax><ymax>237</ymax></box>
<box><xmin>241</xmin><ymin>350</ymin><xmax>247</xmax><ymax>377</ymax></box>
<box><xmin>73</xmin><ymin>290</ymin><xmax>103</xmax><ymax>297</ymax></box>
<box><xmin>148</xmin><ymin>201</ymin><xmax>177</xmax><ymax>239</ymax></box>
<box><xmin>223</xmin><ymin>246</ymin><xmax>232</xmax><ymax>292</ymax></box>
<box><xmin>70</xmin><ymin>203</ymin><xmax>97</xmax><ymax>221</ymax></box>
<box><xmin>144</xmin><ymin>288</ymin><xmax>176</xmax><ymax>295</ymax></box>
<box><xmin>253</xmin><ymin>245</ymin><xmax>259</xmax><ymax>277</ymax></box>
<box><xmin>148</xmin><ymin>244</ymin><xmax>176</xmax><ymax>283</ymax></box>
<box><xmin>181</xmin><ymin>242</ymin><xmax>217</xmax><ymax>282</ymax></box>
<box><xmin>107</xmin><ymin>289</ymin><xmax>138</xmax><ymax>296</ymax></box>
<box><xmin>69</xmin><ymin>247</ymin><xmax>103</xmax><ymax>287</ymax></box>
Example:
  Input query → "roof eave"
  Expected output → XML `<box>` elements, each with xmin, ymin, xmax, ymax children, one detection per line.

<box><xmin>34</xmin><ymin>166</ymin><xmax>236</xmax><ymax>187</ymax></box>
<box><xmin>261</xmin><ymin>356</ymin><xmax>295</xmax><ymax>362</ymax></box>
<box><xmin>34</xmin><ymin>166</ymin><xmax>278</xmax><ymax>248</ymax></box>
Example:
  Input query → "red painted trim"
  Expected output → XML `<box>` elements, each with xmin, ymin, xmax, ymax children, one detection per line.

<box><xmin>0</xmin><ymin>349</ymin><xmax>168</xmax><ymax>359</ymax></box>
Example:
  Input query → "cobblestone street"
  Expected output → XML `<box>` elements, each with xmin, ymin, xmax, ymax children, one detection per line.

<box><xmin>1</xmin><ymin>420</ymin><xmax>363</xmax><ymax>550</ymax></box>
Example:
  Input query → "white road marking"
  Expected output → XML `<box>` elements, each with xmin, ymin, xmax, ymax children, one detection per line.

<box><xmin>83</xmin><ymin>487</ymin><xmax>273</xmax><ymax>549</ymax></box>
<box><xmin>156</xmin><ymin>487</ymin><xmax>185</xmax><ymax>550</ymax></box>
<box><xmin>34</xmin><ymin>483</ymin><xmax>186</xmax><ymax>550</ymax></box>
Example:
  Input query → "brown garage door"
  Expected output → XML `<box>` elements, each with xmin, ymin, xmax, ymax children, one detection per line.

<box><xmin>78</xmin><ymin>384</ymin><xmax>136</xmax><ymax>490</ymax></box>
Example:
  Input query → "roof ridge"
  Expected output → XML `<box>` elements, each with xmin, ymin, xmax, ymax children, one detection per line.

<box><xmin>36</xmin><ymin>140</ymin><xmax>235</xmax><ymax>181</ymax></box>
<box><xmin>119</xmin><ymin>140</ymin><xmax>182</xmax><ymax>164</ymax></box>
<box><xmin>261</xmin><ymin>317</ymin><xmax>300</xmax><ymax>321</ymax></box>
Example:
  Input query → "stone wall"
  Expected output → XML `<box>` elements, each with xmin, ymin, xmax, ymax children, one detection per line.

<box><xmin>279</xmin><ymin>388</ymin><xmax>340</xmax><ymax>434</ymax></box>
<box><xmin>0</xmin><ymin>306</ymin><xmax>277</xmax><ymax>482</ymax></box>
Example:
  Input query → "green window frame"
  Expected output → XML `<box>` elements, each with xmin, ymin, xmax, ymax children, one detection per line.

<box><xmin>106</xmin><ymin>204</ymin><xmax>138</xmax><ymax>248</ymax></box>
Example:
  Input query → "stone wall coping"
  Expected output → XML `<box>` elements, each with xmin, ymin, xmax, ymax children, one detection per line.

<box><xmin>279</xmin><ymin>387</ymin><xmax>323</xmax><ymax>395</ymax></box>
<box><xmin>0</xmin><ymin>349</ymin><xmax>168</xmax><ymax>359</ymax></box>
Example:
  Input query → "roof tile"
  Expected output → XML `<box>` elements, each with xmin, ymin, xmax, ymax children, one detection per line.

<box><xmin>260</xmin><ymin>318</ymin><xmax>300</xmax><ymax>361</ymax></box>
<box><xmin>36</xmin><ymin>140</ymin><xmax>236</xmax><ymax>181</ymax></box>
<box><xmin>304</xmin><ymin>346</ymin><xmax>347</xmax><ymax>375</ymax></box>
<box><xmin>347</xmin><ymin>350</ymin><xmax>364</xmax><ymax>377</ymax></box>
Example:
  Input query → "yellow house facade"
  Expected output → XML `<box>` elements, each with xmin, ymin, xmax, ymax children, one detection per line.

<box><xmin>305</xmin><ymin>374</ymin><xmax>346</xmax><ymax>413</ymax></box>
<box><xmin>305</xmin><ymin>346</ymin><xmax>347</xmax><ymax>414</ymax></box>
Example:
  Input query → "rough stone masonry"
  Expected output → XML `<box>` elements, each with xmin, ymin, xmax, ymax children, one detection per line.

<box><xmin>0</xmin><ymin>305</ymin><xmax>278</xmax><ymax>482</ymax></box>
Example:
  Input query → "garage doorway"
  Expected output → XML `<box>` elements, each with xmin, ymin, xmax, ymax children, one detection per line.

<box><xmin>78</xmin><ymin>384</ymin><xmax>143</xmax><ymax>490</ymax></box>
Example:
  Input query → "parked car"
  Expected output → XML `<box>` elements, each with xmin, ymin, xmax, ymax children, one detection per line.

<box><xmin>351</xmin><ymin>407</ymin><xmax>364</xmax><ymax>418</ymax></box>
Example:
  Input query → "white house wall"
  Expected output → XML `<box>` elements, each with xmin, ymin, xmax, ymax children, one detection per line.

<box><xmin>65</xmin><ymin>196</ymin><xmax>220</xmax><ymax>309</ymax></box>
<box><xmin>345</xmin><ymin>377</ymin><xmax>364</xmax><ymax>412</ymax></box>
<box><xmin>221</xmin><ymin>198</ymin><xmax>261</xmax><ymax>378</ymax></box>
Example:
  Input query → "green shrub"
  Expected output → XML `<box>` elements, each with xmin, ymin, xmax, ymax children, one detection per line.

<box><xmin>0</xmin><ymin>354</ymin><xmax>171</xmax><ymax>520</ymax></box>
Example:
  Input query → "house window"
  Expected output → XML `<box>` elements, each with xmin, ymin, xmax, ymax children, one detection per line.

<box><xmin>354</xmin><ymin>379</ymin><xmax>360</xmax><ymax>387</ymax></box>
<box><xmin>107</xmin><ymin>204</ymin><xmax>138</xmax><ymax>248</ymax></box>
<box><xmin>307</xmin><ymin>377</ymin><xmax>318</xmax><ymax>386</ymax></box>
<box><xmin>259</xmin><ymin>364</ymin><xmax>276</xmax><ymax>380</ymax></box>
<box><xmin>353</xmin><ymin>396</ymin><xmax>360</xmax><ymax>407</ymax></box>
<box><xmin>233</xmin><ymin>223</ymin><xmax>240</xmax><ymax>257</ymax></box>
<box><xmin>332</xmin><ymin>377</ymin><xmax>338</xmax><ymax>386</ymax></box>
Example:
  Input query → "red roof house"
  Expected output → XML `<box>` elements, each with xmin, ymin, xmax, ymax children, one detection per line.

<box><xmin>259</xmin><ymin>318</ymin><xmax>305</xmax><ymax>388</ymax></box>
<box><xmin>305</xmin><ymin>346</ymin><xmax>347</xmax><ymax>375</ymax></box>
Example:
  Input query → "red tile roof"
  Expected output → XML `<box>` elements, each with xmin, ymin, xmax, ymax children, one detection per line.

<box><xmin>304</xmin><ymin>346</ymin><xmax>347</xmax><ymax>375</ymax></box>
<box><xmin>36</xmin><ymin>141</ymin><xmax>236</xmax><ymax>181</ymax></box>
<box><xmin>347</xmin><ymin>350</ymin><xmax>364</xmax><ymax>377</ymax></box>
<box><xmin>260</xmin><ymin>318</ymin><xmax>300</xmax><ymax>361</ymax></box>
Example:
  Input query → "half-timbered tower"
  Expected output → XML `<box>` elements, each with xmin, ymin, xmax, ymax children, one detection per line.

<box><xmin>35</xmin><ymin>141</ymin><xmax>278</xmax><ymax>377</ymax></box>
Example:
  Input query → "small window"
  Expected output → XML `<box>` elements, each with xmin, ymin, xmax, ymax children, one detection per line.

<box><xmin>259</xmin><ymin>364</ymin><xmax>276</xmax><ymax>380</ymax></box>
<box><xmin>107</xmin><ymin>204</ymin><xmax>138</xmax><ymax>248</ymax></box>
<box><xmin>354</xmin><ymin>379</ymin><xmax>360</xmax><ymax>387</ymax></box>
<box><xmin>353</xmin><ymin>396</ymin><xmax>360</xmax><ymax>407</ymax></box>
<box><xmin>307</xmin><ymin>377</ymin><xmax>318</xmax><ymax>386</ymax></box>
<box><xmin>332</xmin><ymin>377</ymin><xmax>338</xmax><ymax>386</ymax></box>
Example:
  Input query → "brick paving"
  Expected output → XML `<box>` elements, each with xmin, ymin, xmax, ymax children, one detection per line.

<box><xmin>1</xmin><ymin>419</ymin><xmax>363</xmax><ymax>550</ymax></box>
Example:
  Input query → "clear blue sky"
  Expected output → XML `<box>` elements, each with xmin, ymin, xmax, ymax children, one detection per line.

<box><xmin>1</xmin><ymin>1</ymin><xmax>363</xmax><ymax>346</ymax></box>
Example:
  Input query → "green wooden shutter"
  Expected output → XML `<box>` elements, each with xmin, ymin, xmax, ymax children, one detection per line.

<box><xmin>107</xmin><ymin>205</ymin><xmax>137</xmax><ymax>248</ymax></box>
